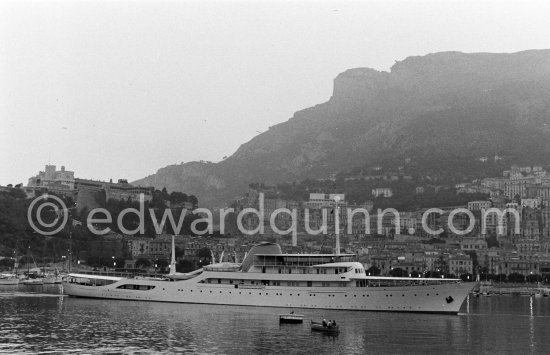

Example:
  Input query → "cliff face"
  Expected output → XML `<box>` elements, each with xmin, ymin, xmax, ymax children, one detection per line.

<box><xmin>133</xmin><ymin>162</ymin><xmax>232</xmax><ymax>205</ymax></box>
<box><xmin>133</xmin><ymin>50</ymin><xmax>550</xmax><ymax>207</ymax></box>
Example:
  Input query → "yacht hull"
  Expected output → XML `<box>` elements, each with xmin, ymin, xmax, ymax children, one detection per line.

<box><xmin>63</xmin><ymin>278</ymin><xmax>473</xmax><ymax>314</ymax></box>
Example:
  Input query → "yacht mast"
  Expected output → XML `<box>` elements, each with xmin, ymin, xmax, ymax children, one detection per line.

<box><xmin>334</xmin><ymin>195</ymin><xmax>340</xmax><ymax>256</ymax></box>
<box><xmin>169</xmin><ymin>235</ymin><xmax>176</xmax><ymax>274</ymax></box>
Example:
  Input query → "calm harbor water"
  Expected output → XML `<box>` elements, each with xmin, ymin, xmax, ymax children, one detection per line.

<box><xmin>1</xmin><ymin>285</ymin><xmax>549</xmax><ymax>354</ymax></box>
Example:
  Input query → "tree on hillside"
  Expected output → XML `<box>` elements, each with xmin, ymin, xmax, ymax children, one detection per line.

<box><xmin>169</xmin><ymin>191</ymin><xmax>188</xmax><ymax>203</ymax></box>
<box><xmin>196</xmin><ymin>247</ymin><xmax>212</xmax><ymax>265</ymax></box>
<box><xmin>177</xmin><ymin>259</ymin><xmax>195</xmax><ymax>272</ymax></box>
<box><xmin>155</xmin><ymin>259</ymin><xmax>169</xmax><ymax>271</ymax></box>
<box><xmin>366</xmin><ymin>265</ymin><xmax>381</xmax><ymax>276</ymax></box>
<box><xmin>526</xmin><ymin>274</ymin><xmax>542</xmax><ymax>283</ymax></box>
<box><xmin>425</xmin><ymin>271</ymin><xmax>441</xmax><ymax>278</ymax></box>
<box><xmin>197</xmin><ymin>247</ymin><xmax>211</xmax><ymax>260</ymax></box>
<box><xmin>486</xmin><ymin>235</ymin><xmax>499</xmax><ymax>248</ymax></box>
<box><xmin>161</xmin><ymin>187</ymin><xmax>169</xmax><ymax>201</ymax></box>
<box><xmin>508</xmin><ymin>273</ymin><xmax>525</xmax><ymax>283</ymax></box>
<box><xmin>188</xmin><ymin>195</ymin><xmax>198</xmax><ymax>208</ymax></box>
<box><xmin>434</xmin><ymin>255</ymin><xmax>448</xmax><ymax>274</ymax></box>
<box><xmin>175</xmin><ymin>246</ymin><xmax>184</xmax><ymax>258</ymax></box>
<box><xmin>389</xmin><ymin>268</ymin><xmax>407</xmax><ymax>277</ymax></box>
<box><xmin>135</xmin><ymin>258</ymin><xmax>151</xmax><ymax>269</ymax></box>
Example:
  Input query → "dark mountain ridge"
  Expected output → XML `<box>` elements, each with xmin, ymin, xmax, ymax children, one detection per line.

<box><xmin>133</xmin><ymin>50</ymin><xmax>550</xmax><ymax>207</ymax></box>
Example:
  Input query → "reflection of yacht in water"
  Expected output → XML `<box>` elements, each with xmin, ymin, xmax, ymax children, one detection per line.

<box><xmin>64</xmin><ymin>238</ymin><xmax>473</xmax><ymax>314</ymax></box>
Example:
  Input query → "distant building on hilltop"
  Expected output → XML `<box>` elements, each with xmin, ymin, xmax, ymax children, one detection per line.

<box><xmin>75</xmin><ymin>178</ymin><xmax>153</xmax><ymax>202</ymax></box>
<box><xmin>28</xmin><ymin>164</ymin><xmax>75</xmax><ymax>191</ymax></box>
<box><xmin>26</xmin><ymin>164</ymin><xmax>154</xmax><ymax>204</ymax></box>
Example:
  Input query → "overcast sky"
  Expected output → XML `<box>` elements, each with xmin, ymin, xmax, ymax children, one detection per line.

<box><xmin>1</xmin><ymin>0</ymin><xmax>550</xmax><ymax>185</ymax></box>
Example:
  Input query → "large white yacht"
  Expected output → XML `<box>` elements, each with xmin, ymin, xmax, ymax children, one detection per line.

<box><xmin>63</xmin><ymin>239</ymin><xmax>473</xmax><ymax>314</ymax></box>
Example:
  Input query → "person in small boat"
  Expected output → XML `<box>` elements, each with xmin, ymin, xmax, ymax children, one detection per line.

<box><xmin>332</xmin><ymin>320</ymin><xmax>336</xmax><ymax>326</ymax></box>
<box><xmin>322</xmin><ymin>319</ymin><xmax>327</xmax><ymax>327</ymax></box>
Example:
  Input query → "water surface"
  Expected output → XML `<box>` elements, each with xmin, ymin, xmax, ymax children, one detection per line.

<box><xmin>1</xmin><ymin>285</ymin><xmax>549</xmax><ymax>354</ymax></box>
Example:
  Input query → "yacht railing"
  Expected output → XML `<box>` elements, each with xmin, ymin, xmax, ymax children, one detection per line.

<box><xmin>68</xmin><ymin>270</ymin><xmax>165</xmax><ymax>279</ymax></box>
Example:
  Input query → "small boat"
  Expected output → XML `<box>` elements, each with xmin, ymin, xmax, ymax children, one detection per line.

<box><xmin>311</xmin><ymin>321</ymin><xmax>339</xmax><ymax>334</ymax></box>
<box><xmin>21</xmin><ymin>246</ymin><xmax>43</xmax><ymax>285</ymax></box>
<box><xmin>0</xmin><ymin>274</ymin><xmax>19</xmax><ymax>285</ymax></box>
<box><xmin>22</xmin><ymin>277</ymin><xmax>44</xmax><ymax>285</ymax></box>
<box><xmin>1</xmin><ymin>249</ymin><xmax>20</xmax><ymax>285</ymax></box>
<box><xmin>279</xmin><ymin>312</ymin><xmax>304</xmax><ymax>324</ymax></box>
<box><xmin>536</xmin><ymin>283</ymin><xmax>550</xmax><ymax>298</ymax></box>
<box><xmin>43</xmin><ymin>273</ymin><xmax>62</xmax><ymax>284</ymax></box>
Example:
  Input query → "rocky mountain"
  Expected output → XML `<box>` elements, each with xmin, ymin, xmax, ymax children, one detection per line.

<box><xmin>133</xmin><ymin>50</ymin><xmax>550</xmax><ymax>207</ymax></box>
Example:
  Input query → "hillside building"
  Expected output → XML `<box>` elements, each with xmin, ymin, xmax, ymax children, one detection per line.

<box><xmin>372</xmin><ymin>188</ymin><xmax>393</xmax><ymax>198</ymax></box>
<box><xmin>27</xmin><ymin>164</ymin><xmax>75</xmax><ymax>191</ymax></box>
